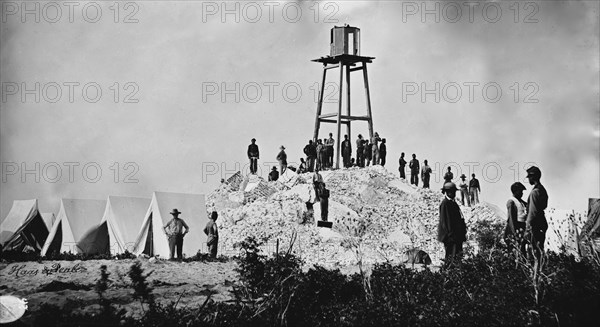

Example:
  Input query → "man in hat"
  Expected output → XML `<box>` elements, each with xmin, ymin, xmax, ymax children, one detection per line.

<box><xmin>458</xmin><ymin>174</ymin><xmax>470</xmax><ymax>207</ymax></box>
<box><xmin>409</xmin><ymin>154</ymin><xmax>420</xmax><ymax>186</ymax></box>
<box><xmin>437</xmin><ymin>182</ymin><xmax>467</xmax><ymax>268</ymax></box>
<box><xmin>204</xmin><ymin>211</ymin><xmax>219</xmax><ymax>258</ymax></box>
<box><xmin>163</xmin><ymin>209</ymin><xmax>189</xmax><ymax>261</ymax></box>
<box><xmin>398</xmin><ymin>152</ymin><xmax>407</xmax><ymax>179</ymax></box>
<box><xmin>505</xmin><ymin>182</ymin><xmax>528</xmax><ymax>256</ymax></box>
<box><xmin>341</xmin><ymin>134</ymin><xmax>352</xmax><ymax>168</ymax></box>
<box><xmin>313</xmin><ymin>168</ymin><xmax>323</xmax><ymax>202</ymax></box>
<box><xmin>247</xmin><ymin>138</ymin><xmax>259</xmax><ymax>175</ymax></box>
<box><xmin>276</xmin><ymin>145</ymin><xmax>287</xmax><ymax>175</ymax></box>
<box><xmin>469</xmin><ymin>173</ymin><xmax>481</xmax><ymax>205</ymax></box>
<box><xmin>525</xmin><ymin>166</ymin><xmax>548</xmax><ymax>263</ymax></box>
<box><xmin>325</xmin><ymin>133</ymin><xmax>335</xmax><ymax>169</ymax></box>
<box><xmin>363</xmin><ymin>140</ymin><xmax>372</xmax><ymax>166</ymax></box>
<box><xmin>268</xmin><ymin>166</ymin><xmax>279</xmax><ymax>181</ymax></box>
<box><xmin>303</xmin><ymin>140</ymin><xmax>317</xmax><ymax>172</ymax></box>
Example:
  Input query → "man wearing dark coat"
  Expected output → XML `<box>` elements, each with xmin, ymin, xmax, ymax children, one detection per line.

<box><xmin>303</xmin><ymin>140</ymin><xmax>317</xmax><ymax>172</ymax></box>
<box><xmin>247</xmin><ymin>138</ymin><xmax>259</xmax><ymax>174</ymax></box>
<box><xmin>341</xmin><ymin>134</ymin><xmax>352</xmax><ymax>168</ymax></box>
<box><xmin>379</xmin><ymin>138</ymin><xmax>387</xmax><ymax>167</ymax></box>
<box><xmin>525</xmin><ymin>166</ymin><xmax>548</xmax><ymax>263</ymax></box>
<box><xmin>409</xmin><ymin>154</ymin><xmax>419</xmax><ymax>186</ymax></box>
<box><xmin>437</xmin><ymin>182</ymin><xmax>467</xmax><ymax>268</ymax></box>
<box><xmin>320</xmin><ymin>183</ymin><xmax>330</xmax><ymax>221</ymax></box>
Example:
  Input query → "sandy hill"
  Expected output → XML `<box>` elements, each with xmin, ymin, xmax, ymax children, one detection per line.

<box><xmin>207</xmin><ymin>166</ymin><xmax>503</xmax><ymax>267</ymax></box>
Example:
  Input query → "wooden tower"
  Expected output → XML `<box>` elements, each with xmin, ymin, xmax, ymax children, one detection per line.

<box><xmin>312</xmin><ymin>25</ymin><xmax>375</xmax><ymax>169</ymax></box>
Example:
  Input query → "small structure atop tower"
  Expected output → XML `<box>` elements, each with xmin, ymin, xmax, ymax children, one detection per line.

<box><xmin>330</xmin><ymin>25</ymin><xmax>361</xmax><ymax>56</ymax></box>
<box><xmin>312</xmin><ymin>25</ymin><xmax>375</xmax><ymax>169</ymax></box>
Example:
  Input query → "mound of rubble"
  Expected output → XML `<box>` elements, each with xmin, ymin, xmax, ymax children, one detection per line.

<box><xmin>207</xmin><ymin>166</ymin><xmax>505</xmax><ymax>268</ymax></box>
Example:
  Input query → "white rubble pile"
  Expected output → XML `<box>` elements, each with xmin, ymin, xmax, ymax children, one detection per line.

<box><xmin>207</xmin><ymin>166</ymin><xmax>505</xmax><ymax>268</ymax></box>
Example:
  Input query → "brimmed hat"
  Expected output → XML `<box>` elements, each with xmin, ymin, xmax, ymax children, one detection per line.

<box><xmin>272</xmin><ymin>166</ymin><xmax>277</xmax><ymax>170</ymax></box>
<box><xmin>460</xmin><ymin>174</ymin><xmax>466</xmax><ymax>179</ymax></box>
<box><xmin>526</xmin><ymin>166</ymin><xmax>541</xmax><ymax>178</ymax></box>
<box><xmin>280</xmin><ymin>145</ymin><xmax>286</xmax><ymax>150</ymax></box>
<box><xmin>170</xmin><ymin>208</ymin><xmax>181</xmax><ymax>215</ymax></box>
<box><xmin>251</xmin><ymin>138</ymin><xmax>256</xmax><ymax>142</ymax></box>
<box><xmin>441</xmin><ymin>182</ymin><xmax>458</xmax><ymax>191</ymax></box>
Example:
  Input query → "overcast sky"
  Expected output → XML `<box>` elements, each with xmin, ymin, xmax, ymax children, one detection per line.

<box><xmin>1</xmin><ymin>0</ymin><xmax>599</xmax><ymax>220</ymax></box>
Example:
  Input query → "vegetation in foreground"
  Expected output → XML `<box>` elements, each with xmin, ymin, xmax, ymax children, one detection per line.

<box><xmin>4</xmin><ymin>229</ymin><xmax>599</xmax><ymax>327</ymax></box>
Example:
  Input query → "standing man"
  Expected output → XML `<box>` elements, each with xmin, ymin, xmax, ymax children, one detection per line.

<box><xmin>437</xmin><ymin>182</ymin><xmax>467</xmax><ymax>268</ymax></box>
<box><xmin>313</xmin><ymin>168</ymin><xmax>323</xmax><ymax>202</ymax></box>
<box><xmin>304</xmin><ymin>140</ymin><xmax>317</xmax><ymax>172</ymax></box>
<box><xmin>163</xmin><ymin>209</ymin><xmax>189</xmax><ymax>261</ymax></box>
<box><xmin>325</xmin><ymin>133</ymin><xmax>335</xmax><ymax>169</ymax></box>
<box><xmin>444</xmin><ymin>167</ymin><xmax>454</xmax><ymax>183</ymax></box>
<box><xmin>276</xmin><ymin>145</ymin><xmax>287</xmax><ymax>175</ymax></box>
<box><xmin>379</xmin><ymin>138</ymin><xmax>387</xmax><ymax>167</ymax></box>
<box><xmin>247</xmin><ymin>138</ymin><xmax>259</xmax><ymax>175</ymax></box>
<box><xmin>458</xmin><ymin>174</ymin><xmax>470</xmax><ymax>207</ymax></box>
<box><xmin>204</xmin><ymin>211</ymin><xmax>219</xmax><ymax>258</ymax></box>
<box><xmin>421</xmin><ymin>159</ymin><xmax>432</xmax><ymax>189</ymax></box>
<box><xmin>356</xmin><ymin>135</ymin><xmax>365</xmax><ymax>167</ymax></box>
<box><xmin>525</xmin><ymin>166</ymin><xmax>548</xmax><ymax>265</ymax></box>
<box><xmin>409</xmin><ymin>154</ymin><xmax>420</xmax><ymax>186</ymax></box>
<box><xmin>371</xmin><ymin>132</ymin><xmax>381</xmax><ymax>165</ymax></box>
<box><xmin>364</xmin><ymin>140</ymin><xmax>372</xmax><ymax>166</ymax></box>
<box><xmin>341</xmin><ymin>134</ymin><xmax>352</xmax><ymax>168</ymax></box>
<box><xmin>398</xmin><ymin>152</ymin><xmax>407</xmax><ymax>179</ymax></box>
<box><xmin>469</xmin><ymin>173</ymin><xmax>481</xmax><ymax>205</ymax></box>
<box><xmin>505</xmin><ymin>182</ymin><xmax>528</xmax><ymax>257</ymax></box>
<box><xmin>320</xmin><ymin>183</ymin><xmax>330</xmax><ymax>221</ymax></box>
<box><xmin>316</xmin><ymin>139</ymin><xmax>324</xmax><ymax>171</ymax></box>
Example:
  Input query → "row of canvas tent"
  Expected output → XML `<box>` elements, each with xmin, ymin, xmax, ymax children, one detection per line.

<box><xmin>0</xmin><ymin>192</ymin><xmax>209</xmax><ymax>258</ymax></box>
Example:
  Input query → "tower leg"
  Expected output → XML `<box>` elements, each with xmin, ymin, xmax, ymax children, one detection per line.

<box><xmin>313</xmin><ymin>66</ymin><xmax>328</xmax><ymax>142</ymax></box>
<box><xmin>346</xmin><ymin>61</ymin><xmax>351</xmax><ymax>146</ymax></box>
<box><xmin>336</xmin><ymin>63</ymin><xmax>344</xmax><ymax>169</ymax></box>
<box><xmin>362</xmin><ymin>63</ymin><xmax>374</xmax><ymax>139</ymax></box>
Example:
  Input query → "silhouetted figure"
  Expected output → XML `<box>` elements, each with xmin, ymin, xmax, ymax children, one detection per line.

<box><xmin>421</xmin><ymin>159</ymin><xmax>432</xmax><ymax>189</ymax></box>
<box><xmin>325</xmin><ymin>133</ymin><xmax>335</xmax><ymax>169</ymax></box>
<box><xmin>504</xmin><ymin>182</ymin><xmax>528</xmax><ymax>257</ymax></box>
<box><xmin>356</xmin><ymin>135</ymin><xmax>365</xmax><ymax>167</ymax></box>
<box><xmin>438</xmin><ymin>182</ymin><xmax>467</xmax><ymax>268</ymax></box>
<box><xmin>409</xmin><ymin>154</ymin><xmax>419</xmax><ymax>186</ymax></box>
<box><xmin>204</xmin><ymin>211</ymin><xmax>219</xmax><ymax>258</ymax></box>
<box><xmin>469</xmin><ymin>173</ymin><xmax>481</xmax><ymax>205</ymax></box>
<box><xmin>247</xmin><ymin>138</ymin><xmax>259</xmax><ymax>174</ymax></box>
<box><xmin>341</xmin><ymin>134</ymin><xmax>352</xmax><ymax>168</ymax></box>
<box><xmin>458</xmin><ymin>174</ymin><xmax>470</xmax><ymax>207</ymax></box>
<box><xmin>276</xmin><ymin>145</ymin><xmax>287</xmax><ymax>175</ymax></box>
<box><xmin>304</xmin><ymin>140</ymin><xmax>317</xmax><ymax>172</ymax></box>
<box><xmin>379</xmin><ymin>138</ymin><xmax>387</xmax><ymax>167</ymax></box>
<box><xmin>268</xmin><ymin>166</ymin><xmax>279</xmax><ymax>181</ymax></box>
<box><xmin>525</xmin><ymin>166</ymin><xmax>548</xmax><ymax>267</ymax></box>
<box><xmin>444</xmin><ymin>167</ymin><xmax>454</xmax><ymax>183</ymax></box>
<box><xmin>398</xmin><ymin>152</ymin><xmax>407</xmax><ymax>179</ymax></box>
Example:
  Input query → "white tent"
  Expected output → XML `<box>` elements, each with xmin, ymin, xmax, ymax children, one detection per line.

<box><xmin>0</xmin><ymin>199</ymin><xmax>48</xmax><ymax>252</ymax></box>
<box><xmin>101</xmin><ymin>196</ymin><xmax>151</xmax><ymax>255</ymax></box>
<box><xmin>133</xmin><ymin>191</ymin><xmax>208</xmax><ymax>258</ymax></box>
<box><xmin>41</xmin><ymin>213</ymin><xmax>55</xmax><ymax>231</ymax></box>
<box><xmin>41</xmin><ymin>199</ymin><xmax>107</xmax><ymax>256</ymax></box>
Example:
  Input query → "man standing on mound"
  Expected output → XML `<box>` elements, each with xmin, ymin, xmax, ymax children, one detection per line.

<box><xmin>525</xmin><ymin>166</ymin><xmax>548</xmax><ymax>265</ymax></box>
<box><xmin>163</xmin><ymin>208</ymin><xmax>189</xmax><ymax>261</ymax></box>
<box><xmin>437</xmin><ymin>182</ymin><xmax>467</xmax><ymax>268</ymax></box>
<box><xmin>204</xmin><ymin>211</ymin><xmax>219</xmax><ymax>258</ymax></box>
